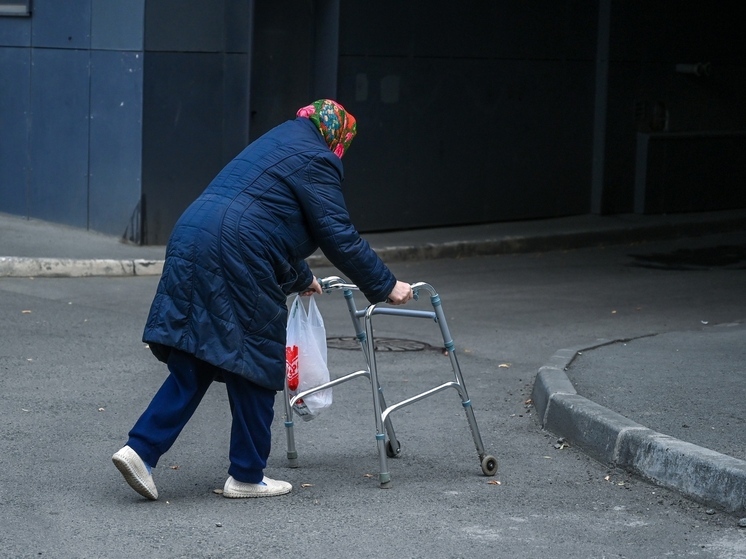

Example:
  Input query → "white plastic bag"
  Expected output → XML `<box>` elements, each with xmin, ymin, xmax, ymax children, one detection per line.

<box><xmin>285</xmin><ymin>295</ymin><xmax>332</xmax><ymax>421</ymax></box>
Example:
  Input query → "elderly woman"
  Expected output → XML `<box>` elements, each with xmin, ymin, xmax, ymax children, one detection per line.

<box><xmin>113</xmin><ymin>100</ymin><xmax>412</xmax><ymax>500</ymax></box>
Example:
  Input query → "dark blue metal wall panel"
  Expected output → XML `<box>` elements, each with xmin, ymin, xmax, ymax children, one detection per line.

<box><xmin>145</xmin><ymin>0</ymin><xmax>225</xmax><ymax>52</ymax></box>
<box><xmin>0</xmin><ymin>47</ymin><xmax>30</xmax><ymax>214</ymax></box>
<box><xmin>340</xmin><ymin>1</ymin><xmax>597</xmax><ymax>60</ymax></box>
<box><xmin>0</xmin><ymin>11</ymin><xmax>31</xmax><ymax>46</ymax></box>
<box><xmin>143</xmin><ymin>0</ymin><xmax>251</xmax><ymax>53</ymax></box>
<box><xmin>30</xmin><ymin>0</ymin><xmax>91</xmax><ymax>49</ymax></box>
<box><xmin>340</xmin><ymin>56</ymin><xmax>594</xmax><ymax>231</ymax></box>
<box><xmin>140</xmin><ymin>51</ymin><xmax>252</xmax><ymax>244</ymax></box>
<box><xmin>225</xmin><ymin>1</ymin><xmax>251</xmax><ymax>53</ymax></box>
<box><xmin>91</xmin><ymin>0</ymin><xmax>144</xmax><ymax>51</ymax></box>
<box><xmin>28</xmin><ymin>48</ymin><xmax>89</xmax><ymax>226</ymax></box>
<box><xmin>222</xmin><ymin>53</ymin><xmax>250</xmax><ymax>159</ymax></box>
<box><xmin>337</xmin><ymin>1</ymin><xmax>597</xmax><ymax>231</ymax></box>
<box><xmin>141</xmin><ymin>52</ymin><xmax>233</xmax><ymax>244</ymax></box>
<box><xmin>88</xmin><ymin>50</ymin><xmax>143</xmax><ymax>236</ymax></box>
<box><xmin>248</xmin><ymin>0</ymin><xmax>314</xmax><ymax>140</ymax></box>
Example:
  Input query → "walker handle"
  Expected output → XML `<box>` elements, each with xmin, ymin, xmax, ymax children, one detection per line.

<box><xmin>320</xmin><ymin>276</ymin><xmax>429</xmax><ymax>302</ymax></box>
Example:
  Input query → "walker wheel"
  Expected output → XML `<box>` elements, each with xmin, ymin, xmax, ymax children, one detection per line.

<box><xmin>481</xmin><ymin>455</ymin><xmax>498</xmax><ymax>476</ymax></box>
<box><xmin>386</xmin><ymin>439</ymin><xmax>401</xmax><ymax>458</ymax></box>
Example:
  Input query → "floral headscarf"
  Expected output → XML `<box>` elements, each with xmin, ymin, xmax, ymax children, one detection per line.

<box><xmin>296</xmin><ymin>99</ymin><xmax>357</xmax><ymax>158</ymax></box>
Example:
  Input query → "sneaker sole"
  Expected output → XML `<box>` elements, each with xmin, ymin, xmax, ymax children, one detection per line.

<box><xmin>222</xmin><ymin>484</ymin><xmax>292</xmax><ymax>498</ymax></box>
<box><xmin>112</xmin><ymin>454</ymin><xmax>158</xmax><ymax>501</ymax></box>
<box><xmin>222</xmin><ymin>489</ymin><xmax>292</xmax><ymax>498</ymax></box>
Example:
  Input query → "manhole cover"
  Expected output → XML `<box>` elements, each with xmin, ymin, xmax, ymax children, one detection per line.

<box><xmin>327</xmin><ymin>336</ymin><xmax>439</xmax><ymax>352</ymax></box>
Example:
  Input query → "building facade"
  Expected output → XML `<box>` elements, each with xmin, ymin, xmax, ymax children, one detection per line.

<box><xmin>1</xmin><ymin>1</ymin><xmax>744</xmax><ymax>245</ymax></box>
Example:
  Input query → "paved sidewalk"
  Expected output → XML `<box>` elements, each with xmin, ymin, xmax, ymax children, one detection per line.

<box><xmin>2</xmin><ymin>209</ymin><xmax>745</xmax><ymax>515</ymax></box>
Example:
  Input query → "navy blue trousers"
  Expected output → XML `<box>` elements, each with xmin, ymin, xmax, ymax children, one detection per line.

<box><xmin>127</xmin><ymin>349</ymin><xmax>276</xmax><ymax>484</ymax></box>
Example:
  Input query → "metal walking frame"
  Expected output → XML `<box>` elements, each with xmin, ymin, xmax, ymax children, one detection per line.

<box><xmin>282</xmin><ymin>275</ymin><xmax>498</xmax><ymax>488</ymax></box>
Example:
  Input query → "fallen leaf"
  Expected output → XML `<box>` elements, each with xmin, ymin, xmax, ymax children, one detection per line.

<box><xmin>213</xmin><ymin>488</ymin><xmax>224</xmax><ymax>495</ymax></box>
<box><xmin>524</xmin><ymin>399</ymin><xmax>533</xmax><ymax>405</ymax></box>
<box><xmin>487</xmin><ymin>480</ymin><xmax>502</xmax><ymax>485</ymax></box>
<box><xmin>22</xmin><ymin>310</ymin><xmax>32</xmax><ymax>314</ymax></box>
<box><xmin>301</xmin><ymin>483</ymin><xmax>314</xmax><ymax>488</ymax></box>
<box><xmin>170</xmin><ymin>465</ymin><xmax>180</xmax><ymax>470</ymax></box>
<box><xmin>604</xmin><ymin>475</ymin><xmax>611</xmax><ymax>482</ymax></box>
<box><xmin>498</xmin><ymin>363</ymin><xmax>511</xmax><ymax>368</ymax></box>
<box><xmin>98</xmin><ymin>407</ymin><xmax>105</xmax><ymax>412</ymax></box>
<box><xmin>363</xmin><ymin>473</ymin><xmax>374</xmax><ymax>478</ymax></box>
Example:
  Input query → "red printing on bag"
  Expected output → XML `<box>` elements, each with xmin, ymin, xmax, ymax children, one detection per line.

<box><xmin>286</xmin><ymin>345</ymin><xmax>299</xmax><ymax>391</ymax></box>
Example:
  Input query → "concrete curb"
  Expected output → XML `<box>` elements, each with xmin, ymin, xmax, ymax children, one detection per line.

<box><xmin>2</xmin><ymin>210</ymin><xmax>746</xmax><ymax>277</ymax></box>
<box><xmin>0</xmin><ymin>257</ymin><xmax>164</xmax><ymax>278</ymax></box>
<box><xmin>531</xmin><ymin>342</ymin><xmax>746</xmax><ymax>515</ymax></box>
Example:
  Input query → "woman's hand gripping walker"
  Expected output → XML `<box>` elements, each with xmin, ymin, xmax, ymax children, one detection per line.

<box><xmin>303</xmin><ymin>276</ymin><xmax>413</xmax><ymax>305</ymax></box>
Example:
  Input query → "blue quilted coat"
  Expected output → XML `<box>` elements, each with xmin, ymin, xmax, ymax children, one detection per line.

<box><xmin>143</xmin><ymin>117</ymin><xmax>396</xmax><ymax>391</ymax></box>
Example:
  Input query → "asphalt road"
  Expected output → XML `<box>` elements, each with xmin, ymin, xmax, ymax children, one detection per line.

<box><xmin>1</xmin><ymin>231</ymin><xmax>745</xmax><ymax>558</ymax></box>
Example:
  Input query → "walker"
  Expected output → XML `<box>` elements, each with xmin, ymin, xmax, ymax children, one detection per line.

<box><xmin>282</xmin><ymin>276</ymin><xmax>498</xmax><ymax>488</ymax></box>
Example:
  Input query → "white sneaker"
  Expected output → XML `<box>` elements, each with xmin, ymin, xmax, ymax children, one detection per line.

<box><xmin>112</xmin><ymin>445</ymin><xmax>158</xmax><ymax>501</ymax></box>
<box><xmin>222</xmin><ymin>475</ymin><xmax>292</xmax><ymax>498</ymax></box>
